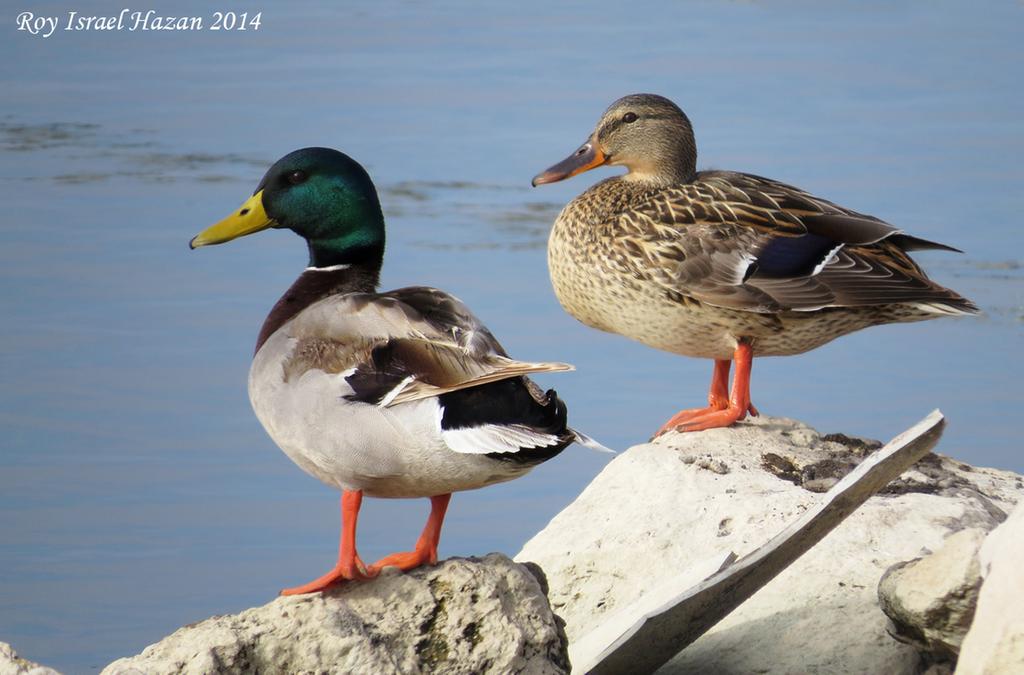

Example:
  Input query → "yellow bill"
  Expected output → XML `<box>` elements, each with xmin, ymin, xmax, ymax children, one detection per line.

<box><xmin>190</xmin><ymin>190</ymin><xmax>274</xmax><ymax>249</ymax></box>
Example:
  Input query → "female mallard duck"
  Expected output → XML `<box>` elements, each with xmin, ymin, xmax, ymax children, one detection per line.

<box><xmin>191</xmin><ymin>147</ymin><xmax>603</xmax><ymax>595</ymax></box>
<box><xmin>533</xmin><ymin>93</ymin><xmax>978</xmax><ymax>435</ymax></box>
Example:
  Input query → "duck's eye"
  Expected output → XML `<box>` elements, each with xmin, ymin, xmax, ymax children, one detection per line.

<box><xmin>622</xmin><ymin>112</ymin><xmax>639</xmax><ymax>124</ymax></box>
<box><xmin>287</xmin><ymin>170</ymin><xmax>308</xmax><ymax>185</ymax></box>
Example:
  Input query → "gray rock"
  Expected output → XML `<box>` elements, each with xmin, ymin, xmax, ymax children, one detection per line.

<box><xmin>515</xmin><ymin>415</ymin><xmax>1022</xmax><ymax>674</ymax></box>
<box><xmin>956</xmin><ymin>502</ymin><xmax>1024</xmax><ymax>674</ymax></box>
<box><xmin>102</xmin><ymin>554</ymin><xmax>569</xmax><ymax>675</ymax></box>
<box><xmin>0</xmin><ymin>642</ymin><xmax>61</xmax><ymax>675</ymax></box>
<box><xmin>878</xmin><ymin>528</ymin><xmax>986</xmax><ymax>665</ymax></box>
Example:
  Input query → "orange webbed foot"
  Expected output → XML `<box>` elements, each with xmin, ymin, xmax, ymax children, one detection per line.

<box><xmin>655</xmin><ymin>401</ymin><xmax>758</xmax><ymax>437</ymax></box>
<box><xmin>665</xmin><ymin>402</ymin><xmax>753</xmax><ymax>433</ymax></box>
<box><xmin>368</xmin><ymin>545</ymin><xmax>438</xmax><ymax>575</ymax></box>
<box><xmin>654</xmin><ymin>405</ymin><xmax>725</xmax><ymax>437</ymax></box>
<box><xmin>279</xmin><ymin>554</ymin><xmax>376</xmax><ymax>596</ymax></box>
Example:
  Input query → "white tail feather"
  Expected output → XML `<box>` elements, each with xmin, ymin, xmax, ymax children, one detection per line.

<box><xmin>571</xmin><ymin>428</ymin><xmax>615</xmax><ymax>454</ymax></box>
<box><xmin>914</xmin><ymin>302</ymin><xmax>978</xmax><ymax>317</ymax></box>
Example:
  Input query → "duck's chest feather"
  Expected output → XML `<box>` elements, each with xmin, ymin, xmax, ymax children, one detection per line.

<box><xmin>548</xmin><ymin>180</ymin><xmax>653</xmax><ymax>325</ymax></box>
<box><xmin>547</xmin><ymin>180</ymin><xmax>747</xmax><ymax>358</ymax></box>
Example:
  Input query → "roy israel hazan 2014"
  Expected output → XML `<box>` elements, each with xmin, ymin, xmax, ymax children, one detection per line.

<box><xmin>16</xmin><ymin>9</ymin><xmax>262</xmax><ymax>38</ymax></box>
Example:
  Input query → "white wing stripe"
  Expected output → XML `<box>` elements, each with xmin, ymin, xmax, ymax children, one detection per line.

<box><xmin>811</xmin><ymin>243</ymin><xmax>845</xmax><ymax>277</ymax></box>
<box><xmin>442</xmin><ymin>424</ymin><xmax>561</xmax><ymax>455</ymax></box>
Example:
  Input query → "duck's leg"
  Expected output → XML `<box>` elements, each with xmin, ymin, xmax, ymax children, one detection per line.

<box><xmin>654</xmin><ymin>359</ymin><xmax>732</xmax><ymax>436</ymax></box>
<box><xmin>656</xmin><ymin>343</ymin><xmax>759</xmax><ymax>435</ymax></box>
<box><xmin>666</xmin><ymin>342</ymin><xmax>758</xmax><ymax>433</ymax></box>
<box><xmin>368</xmin><ymin>494</ymin><xmax>452</xmax><ymax>574</ymax></box>
<box><xmin>280</xmin><ymin>489</ymin><xmax>376</xmax><ymax>596</ymax></box>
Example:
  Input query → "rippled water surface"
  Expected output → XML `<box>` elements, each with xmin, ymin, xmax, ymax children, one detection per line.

<box><xmin>2</xmin><ymin>1</ymin><xmax>1022</xmax><ymax>671</ymax></box>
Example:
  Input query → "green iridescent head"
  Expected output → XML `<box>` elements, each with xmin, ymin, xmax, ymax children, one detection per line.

<box><xmin>191</xmin><ymin>147</ymin><xmax>385</xmax><ymax>268</ymax></box>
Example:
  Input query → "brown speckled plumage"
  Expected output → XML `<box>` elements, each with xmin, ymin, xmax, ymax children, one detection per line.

<box><xmin>538</xmin><ymin>94</ymin><xmax>978</xmax><ymax>361</ymax></box>
<box><xmin>534</xmin><ymin>93</ymin><xmax>978</xmax><ymax>432</ymax></box>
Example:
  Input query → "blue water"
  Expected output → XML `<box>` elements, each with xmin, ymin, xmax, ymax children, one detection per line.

<box><xmin>2</xmin><ymin>1</ymin><xmax>1022</xmax><ymax>671</ymax></box>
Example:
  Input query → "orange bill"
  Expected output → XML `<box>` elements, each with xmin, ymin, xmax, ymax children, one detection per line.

<box><xmin>532</xmin><ymin>140</ymin><xmax>608</xmax><ymax>186</ymax></box>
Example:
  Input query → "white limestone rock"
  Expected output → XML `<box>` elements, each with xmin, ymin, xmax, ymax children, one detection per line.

<box><xmin>956</xmin><ymin>502</ymin><xmax>1024</xmax><ymax>675</ymax></box>
<box><xmin>0</xmin><ymin>642</ymin><xmax>61</xmax><ymax>675</ymax></box>
<box><xmin>102</xmin><ymin>553</ymin><xmax>569</xmax><ymax>675</ymax></box>
<box><xmin>515</xmin><ymin>415</ymin><xmax>1022</xmax><ymax>674</ymax></box>
<box><xmin>878</xmin><ymin>528</ymin><xmax>986</xmax><ymax>664</ymax></box>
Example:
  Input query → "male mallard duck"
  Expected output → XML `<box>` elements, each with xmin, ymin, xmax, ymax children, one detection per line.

<box><xmin>191</xmin><ymin>147</ymin><xmax>603</xmax><ymax>595</ymax></box>
<box><xmin>533</xmin><ymin>94</ymin><xmax>978</xmax><ymax>435</ymax></box>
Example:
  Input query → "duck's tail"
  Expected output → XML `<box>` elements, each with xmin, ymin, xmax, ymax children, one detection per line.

<box><xmin>914</xmin><ymin>296</ymin><xmax>981</xmax><ymax>317</ymax></box>
<box><xmin>570</xmin><ymin>428</ymin><xmax>616</xmax><ymax>454</ymax></box>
